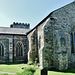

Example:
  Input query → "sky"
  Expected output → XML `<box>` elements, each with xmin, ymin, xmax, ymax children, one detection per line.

<box><xmin>0</xmin><ymin>0</ymin><xmax>74</xmax><ymax>28</ymax></box>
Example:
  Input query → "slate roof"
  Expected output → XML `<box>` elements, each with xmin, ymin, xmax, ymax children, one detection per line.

<box><xmin>0</xmin><ymin>27</ymin><xmax>30</xmax><ymax>35</ymax></box>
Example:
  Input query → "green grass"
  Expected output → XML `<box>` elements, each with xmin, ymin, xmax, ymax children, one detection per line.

<box><xmin>0</xmin><ymin>63</ymin><xmax>75</xmax><ymax>75</ymax></box>
<box><xmin>17</xmin><ymin>66</ymin><xmax>37</xmax><ymax>75</ymax></box>
<box><xmin>48</xmin><ymin>71</ymin><xmax>75</xmax><ymax>75</ymax></box>
<box><xmin>34</xmin><ymin>68</ymin><xmax>40</xmax><ymax>75</ymax></box>
<box><xmin>0</xmin><ymin>63</ymin><xmax>37</xmax><ymax>75</ymax></box>
<box><xmin>0</xmin><ymin>63</ymin><xmax>25</xmax><ymax>73</ymax></box>
<box><xmin>34</xmin><ymin>68</ymin><xmax>75</xmax><ymax>75</ymax></box>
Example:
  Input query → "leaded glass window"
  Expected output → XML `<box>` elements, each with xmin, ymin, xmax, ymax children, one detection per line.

<box><xmin>16</xmin><ymin>42</ymin><xmax>23</xmax><ymax>56</ymax></box>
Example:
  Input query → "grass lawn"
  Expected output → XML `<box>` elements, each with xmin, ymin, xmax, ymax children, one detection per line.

<box><xmin>0</xmin><ymin>63</ymin><xmax>29</xmax><ymax>73</ymax></box>
<box><xmin>48</xmin><ymin>71</ymin><xmax>75</xmax><ymax>75</ymax></box>
<box><xmin>0</xmin><ymin>63</ymin><xmax>75</xmax><ymax>75</ymax></box>
<box><xmin>34</xmin><ymin>68</ymin><xmax>75</xmax><ymax>75</ymax></box>
<box><xmin>0</xmin><ymin>63</ymin><xmax>37</xmax><ymax>75</ymax></box>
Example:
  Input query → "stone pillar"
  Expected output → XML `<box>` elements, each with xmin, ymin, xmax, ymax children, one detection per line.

<box><xmin>28</xmin><ymin>31</ymin><xmax>36</xmax><ymax>64</ymax></box>
<box><xmin>9</xmin><ymin>38</ymin><xmax>13</xmax><ymax>62</ymax></box>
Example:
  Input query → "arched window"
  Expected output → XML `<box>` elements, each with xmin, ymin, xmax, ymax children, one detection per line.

<box><xmin>16</xmin><ymin>42</ymin><xmax>23</xmax><ymax>57</ymax></box>
<box><xmin>0</xmin><ymin>43</ymin><xmax>4</xmax><ymax>57</ymax></box>
<box><xmin>70</xmin><ymin>32</ymin><xmax>75</xmax><ymax>53</ymax></box>
<box><xmin>71</xmin><ymin>33</ymin><xmax>74</xmax><ymax>53</ymax></box>
<box><xmin>71</xmin><ymin>24</ymin><xmax>75</xmax><ymax>53</ymax></box>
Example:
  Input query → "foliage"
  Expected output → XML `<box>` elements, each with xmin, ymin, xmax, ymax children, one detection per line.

<box><xmin>34</xmin><ymin>58</ymin><xmax>38</xmax><ymax>65</ymax></box>
<box><xmin>28</xmin><ymin>60</ymin><xmax>34</xmax><ymax>65</ymax></box>
<box><xmin>17</xmin><ymin>66</ymin><xmax>37</xmax><ymax>75</ymax></box>
<box><xmin>0</xmin><ymin>63</ymin><xmax>75</xmax><ymax>75</ymax></box>
<box><xmin>28</xmin><ymin>58</ymin><xmax>39</xmax><ymax>66</ymax></box>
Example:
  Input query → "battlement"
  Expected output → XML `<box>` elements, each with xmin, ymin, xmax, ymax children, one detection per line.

<box><xmin>10</xmin><ymin>22</ymin><xmax>30</xmax><ymax>29</ymax></box>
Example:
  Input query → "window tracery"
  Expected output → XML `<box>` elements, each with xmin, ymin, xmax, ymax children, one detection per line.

<box><xmin>16</xmin><ymin>42</ymin><xmax>23</xmax><ymax>56</ymax></box>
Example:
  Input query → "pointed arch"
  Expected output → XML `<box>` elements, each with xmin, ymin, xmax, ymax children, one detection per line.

<box><xmin>71</xmin><ymin>24</ymin><xmax>75</xmax><ymax>53</ymax></box>
<box><xmin>0</xmin><ymin>42</ymin><xmax>4</xmax><ymax>57</ymax></box>
<box><xmin>16</xmin><ymin>41</ymin><xmax>24</xmax><ymax>57</ymax></box>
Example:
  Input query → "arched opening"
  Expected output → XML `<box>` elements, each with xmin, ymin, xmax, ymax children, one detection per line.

<box><xmin>70</xmin><ymin>32</ymin><xmax>75</xmax><ymax>53</ymax></box>
<box><xmin>0</xmin><ymin>43</ymin><xmax>4</xmax><ymax>57</ymax></box>
<box><xmin>14</xmin><ymin>41</ymin><xmax>25</xmax><ymax>62</ymax></box>
<box><xmin>71</xmin><ymin>24</ymin><xmax>75</xmax><ymax>53</ymax></box>
<box><xmin>16</xmin><ymin>42</ymin><xmax>23</xmax><ymax>57</ymax></box>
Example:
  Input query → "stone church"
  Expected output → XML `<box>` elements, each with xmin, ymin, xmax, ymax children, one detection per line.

<box><xmin>0</xmin><ymin>22</ymin><xmax>30</xmax><ymax>63</ymax></box>
<box><xmin>0</xmin><ymin>1</ymin><xmax>75</xmax><ymax>71</ymax></box>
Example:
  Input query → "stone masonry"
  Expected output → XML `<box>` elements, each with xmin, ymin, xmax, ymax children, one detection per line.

<box><xmin>0</xmin><ymin>23</ymin><xmax>30</xmax><ymax>63</ymax></box>
<box><xmin>27</xmin><ymin>1</ymin><xmax>75</xmax><ymax>71</ymax></box>
<box><xmin>1</xmin><ymin>1</ymin><xmax>75</xmax><ymax>71</ymax></box>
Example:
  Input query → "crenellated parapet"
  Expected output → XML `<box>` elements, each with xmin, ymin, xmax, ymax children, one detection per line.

<box><xmin>10</xmin><ymin>22</ymin><xmax>30</xmax><ymax>29</ymax></box>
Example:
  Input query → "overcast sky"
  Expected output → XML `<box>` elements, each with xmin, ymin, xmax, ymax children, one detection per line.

<box><xmin>0</xmin><ymin>0</ymin><xmax>74</xmax><ymax>28</ymax></box>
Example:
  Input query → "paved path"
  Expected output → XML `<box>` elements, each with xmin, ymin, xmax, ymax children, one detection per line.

<box><xmin>0</xmin><ymin>71</ymin><xmax>16</xmax><ymax>75</ymax></box>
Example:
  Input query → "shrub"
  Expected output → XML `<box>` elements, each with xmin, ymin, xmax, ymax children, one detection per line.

<box><xmin>28</xmin><ymin>59</ymin><xmax>34</xmax><ymax>65</ymax></box>
<box><xmin>17</xmin><ymin>71</ymin><xmax>33</xmax><ymax>75</ymax></box>
<box><xmin>17</xmin><ymin>67</ymin><xmax>36</xmax><ymax>75</ymax></box>
<box><xmin>34</xmin><ymin>58</ymin><xmax>38</xmax><ymax>65</ymax></box>
<box><xmin>28</xmin><ymin>60</ymin><xmax>34</xmax><ymax>65</ymax></box>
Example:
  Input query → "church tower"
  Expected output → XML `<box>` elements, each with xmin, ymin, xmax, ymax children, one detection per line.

<box><xmin>10</xmin><ymin>22</ymin><xmax>30</xmax><ymax>29</ymax></box>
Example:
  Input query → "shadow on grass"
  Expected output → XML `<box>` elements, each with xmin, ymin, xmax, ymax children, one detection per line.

<box><xmin>48</xmin><ymin>68</ymin><xmax>75</xmax><ymax>74</ymax></box>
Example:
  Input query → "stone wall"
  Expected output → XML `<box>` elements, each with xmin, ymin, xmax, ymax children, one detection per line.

<box><xmin>0</xmin><ymin>35</ymin><xmax>13</xmax><ymax>62</ymax></box>
<box><xmin>0</xmin><ymin>34</ymin><xmax>28</xmax><ymax>63</ymax></box>
<box><xmin>27</xmin><ymin>28</ymin><xmax>40</xmax><ymax>65</ymax></box>
<box><xmin>37</xmin><ymin>19</ymin><xmax>49</xmax><ymax>69</ymax></box>
<box><xmin>13</xmin><ymin>35</ymin><xmax>28</xmax><ymax>63</ymax></box>
<box><xmin>54</xmin><ymin>51</ymin><xmax>68</xmax><ymax>71</ymax></box>
<box><xmin>27</xmin><ymin>1</ymin><xmax>75</xmax><ymax>70</ymax></box>
<box><xmin>43</xmin><ymin>18</ymin><xmax>54</xmax><ymax>69</ymax></box>
<box><xmin>27</xmin><ymin>18</ymin><xmax>49</xmax><ymax>68</ymax></box>
<box><xmin>51</xmin><ymin>1</ymin><xmax>75</xmax><ymax>67</ymax></box>
<box><xmin>36</xmin><ymin>1</ymin><xmax>75</xmax><ymax>70</ymax></box>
